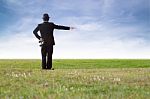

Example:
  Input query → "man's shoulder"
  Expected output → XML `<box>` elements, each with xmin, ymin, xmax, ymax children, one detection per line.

<box><xmin>38</xmin><ymin>23</ymin><xmax>43</xmax><ymax>26</ymax></box>
<box><xmin>38</xmin><ymin>22</ymin><xmax>54</xmax><ymax>25</ymax></box>
<box><xmin>48</xmin><ymin>22</ymin><xmax>55</xmax><ymax>25</ymax></box>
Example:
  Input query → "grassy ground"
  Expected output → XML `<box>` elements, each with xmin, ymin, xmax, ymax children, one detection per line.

<box><xmin>0</xmin><ymin>59</ymin><xmax>150</xmax><ymax>99</ymax></box>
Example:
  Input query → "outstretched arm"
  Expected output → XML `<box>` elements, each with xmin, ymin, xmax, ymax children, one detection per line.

<box><xmin>33</xmin><ymin>25</ymin><xmax>41</xmax><ymax>40</ymax></box>
<box><xmin>54</xmin><ymin>24</ymin><xmax>70</xmax><ymax>30</ymax></box>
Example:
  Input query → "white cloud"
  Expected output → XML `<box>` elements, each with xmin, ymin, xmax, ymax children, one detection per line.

<box><xmin>1</xmin><ymin>20</ymin><xmax>150</xmax><ymax>59</ymax></box>
<box><xmin>1</xmin><ymin>14</ymin><xmax>150</xmax><ymax>59</ymax></box>
<box><xmin>52</xmin><ymin>21</ymin><xmax>150</xmax><ymax>59</ymax></box>
<box><xmin>0</xmin><ymin>33</ymin><xmax>40</xmax><ymax>59</ymax></box>
<box><xmin>0</xmin><ymin>0</ymin><xmax>149</xmax><ymax>59</ymax></box>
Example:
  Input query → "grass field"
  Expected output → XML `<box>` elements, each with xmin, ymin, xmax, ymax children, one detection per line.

<box><xmin>0</xmin><ymin>59</ymin><xmax>150</xmax><ymax>99</ymax></box>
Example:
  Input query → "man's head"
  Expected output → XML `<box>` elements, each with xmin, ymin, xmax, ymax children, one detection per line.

<box><xmin>42</xmin><ymin>13</ymin><xmax>50</xmax><ymax>21</ymax></box>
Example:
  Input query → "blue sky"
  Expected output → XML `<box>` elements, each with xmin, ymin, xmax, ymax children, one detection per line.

<box><xmin>0</xmin><ymin>0</ymin><xmax>150</xmax><ymax>59</ymax></box>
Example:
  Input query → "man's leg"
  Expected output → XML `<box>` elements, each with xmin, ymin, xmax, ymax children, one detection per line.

<box><xmin>47</xmin><ymin>45</ymin><xmax>53</xmax><ymax>69</ymax></box>
<box><xmin>41</xmin><ymin>45</ymin><xmax>47</xmax><ymax>69</ymax></box>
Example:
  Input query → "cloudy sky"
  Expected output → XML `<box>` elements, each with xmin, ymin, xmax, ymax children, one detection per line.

<box><xmin>0</xmin><ymin>0</ymin><xmax>150</xmax><ymax>59</ymax></box>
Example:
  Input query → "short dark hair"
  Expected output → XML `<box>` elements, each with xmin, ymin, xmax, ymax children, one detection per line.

<box><xmin>43</xmin><ymin>17</ymin><xmax>49</xmax><ymax>21</ymax></box>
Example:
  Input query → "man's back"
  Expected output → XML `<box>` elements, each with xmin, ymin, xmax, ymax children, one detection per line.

<box><xmin>38</xmin><ymin>22</ymin><xmax>55</xmax><ymax>45</ymax></box>
<box><xmin>33</xmin><ymin>22</ymin><xmax>70</xmax><ymax>45</ymax></box>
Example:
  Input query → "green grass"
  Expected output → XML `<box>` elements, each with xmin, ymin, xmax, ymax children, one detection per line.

<box><xmin>0</xmin><ymin>59</ymin><xmax>150</xmax><ymax>99</ymax></box>
<box><xmin>0</xmin><ymin>59</ymin><xmax>150</xmax><ymax>69</ymax></box>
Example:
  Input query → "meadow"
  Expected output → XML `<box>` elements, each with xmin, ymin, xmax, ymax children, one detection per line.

<box><xmin>0</xmin><ymin>59</ymin><xmax>150</xmax><ymax>99</ymax></box>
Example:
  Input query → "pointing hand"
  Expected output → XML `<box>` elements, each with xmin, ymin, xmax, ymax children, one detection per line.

<box><xmin>70</xmin><ymin>27</ymin><xmax>76</xmax><ymax>30</ymax></box>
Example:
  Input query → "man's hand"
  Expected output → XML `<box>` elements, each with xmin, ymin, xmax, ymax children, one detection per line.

<box><xmin>39</xmin><ymin>38</ymin><xmax>44</xmax><ymax>47</ymax></box>
<box><xmin>39</xmin><ymin>38</ymin><xmax>43</xmax><ymax>43</ymax></box>
<box><xmin>40</xmin><ymin>38</ymin><xmax>43</xmax><ymax>41</ymax></box>
<box><xmin>70</xmin><ymin>27</ymin><xmax>76</xmax><ymax>30</ymax></box>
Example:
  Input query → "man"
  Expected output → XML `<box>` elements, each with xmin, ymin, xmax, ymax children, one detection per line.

<box><xmin>33</xmin><ymin>13</ymin><xmax>74</xmax><ymax>70</ymax></box>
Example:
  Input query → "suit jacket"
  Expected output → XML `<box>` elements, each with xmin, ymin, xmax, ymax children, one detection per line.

<box><xmin>33</xmin><ymin>22</ymin><xmax>70</xmax><ymax>45</ymax></box>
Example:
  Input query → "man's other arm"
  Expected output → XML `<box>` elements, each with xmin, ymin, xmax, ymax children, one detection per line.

<box><xmin>33</xmin><ymin>25</ymin><xmax>41</xmax><ymax>40</ymax></box>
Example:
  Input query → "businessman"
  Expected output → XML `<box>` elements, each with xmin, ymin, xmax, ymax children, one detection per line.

<box><xmin>33</xmin><ymin>13</ymin><xmax>74</xmax><ymax>70</ymax></box>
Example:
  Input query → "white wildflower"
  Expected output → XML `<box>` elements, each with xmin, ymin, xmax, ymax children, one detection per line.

<box><xmin>102</xmin><ymin>77</ymin><xmax>105</xmax><ymax>80</ymax></box>
<box><xmin>23</xmin><ymin>73</ymin><xmax>26</xmax><ymax>78</ymax></box>
<box><xmin>44</xmin><ymin>82</ymin><xmax>49</xmax><ymax>87</ymax></box>
<box><xmin>65</xmin><ymin>88</ymin><xmax>68</xmax><ymax>91</ymax></box>
<box><xmin>28</xmin><ymin>73</ymin><xmax>31</xmax><ymax>77</ymax></box>
<box><xmin>113</xmin><ymin>77</ymin><xmax>121</xmax><ymax>82</ymax></box>
<box><xmin>15</xmin><ymin>74</ymin><xmax>19</xmax><ymax>77</ymax></box>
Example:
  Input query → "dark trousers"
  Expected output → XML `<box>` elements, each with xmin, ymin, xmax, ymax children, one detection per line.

<box><xmin>41</xmin><ymin>44</ymin><xmax>53</xmax><ymax>69</ymax></box>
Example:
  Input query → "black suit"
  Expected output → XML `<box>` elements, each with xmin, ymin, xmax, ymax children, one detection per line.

<box><xmin>33</xmin><ymin>22</ymin><xmax>70</xmax><ymax>69</ymax></box>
